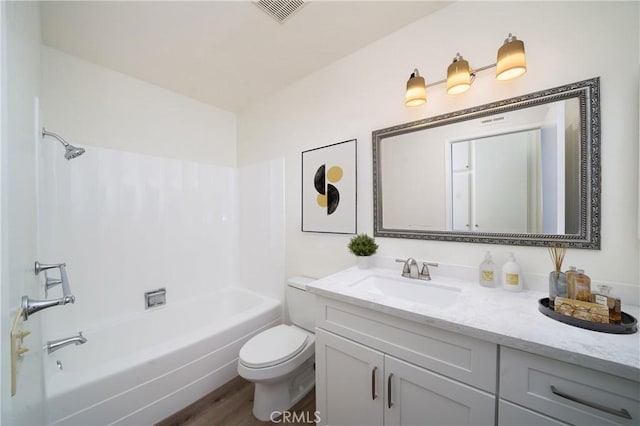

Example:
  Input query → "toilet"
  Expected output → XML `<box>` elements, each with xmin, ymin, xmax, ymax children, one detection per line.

<box><xmin>237</xmin><ymin>276</ymin><xmax>316</xmax><ymax>421</ymax></box>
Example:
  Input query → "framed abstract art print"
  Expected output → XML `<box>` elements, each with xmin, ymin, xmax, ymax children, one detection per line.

<box><xmin>301</xmin><ymin>139</ymin><xmax>357</xmax><ymax>234</ymax></box>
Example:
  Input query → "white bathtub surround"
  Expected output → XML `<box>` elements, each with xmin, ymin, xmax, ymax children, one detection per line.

<box><xmin>237</xmin><ymin>159</ymin><xmax>286</xmax><ymax>301</ymax></box>
<box><xmin>37</xmin><ymin>143</ymin><xmax>239</xmax><ymax>336</ymax></box>
<box><xmin>36</xmin><ymin>136</ymin><xmax>288</xmax><ymax>424</ymax></box>
<box><xmin>44</xmin><ymin>288</ymin><xmax>280</xmax><ymax>425</ymax></box>
<box><xmin>307</xmin><ymin>263</ymin><xmax>640</xmax><ymax>381</ymax></box>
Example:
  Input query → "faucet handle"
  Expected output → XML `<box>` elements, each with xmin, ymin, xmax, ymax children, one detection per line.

<box><xmin>395</xmin><ymin>258</ymin><xmax>418</xmax><ymax>273</ymax></box>
<box><xmin>420</xmin><ymin>262</ymin><xmax>439</xmax><ymax>279</ymax></box>
<box><xmin>34</xmin><ymin>261</ymin><xmax>66</xmax><ymax>276</ymax></box>
<box><xmin>395</xmin><ymin>258</ymin><xmax>409</xmax><ymax>273</ymax></box>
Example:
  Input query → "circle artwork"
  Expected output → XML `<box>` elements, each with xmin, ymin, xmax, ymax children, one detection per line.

<box><xmin>314</xmin><ymin>164</ymin><xmax>343</xmax><ymax>215</ymax></box>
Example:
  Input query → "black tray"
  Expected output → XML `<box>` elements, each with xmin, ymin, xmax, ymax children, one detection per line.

<box><xmin>538</xmin><ymin>298</ymin><xmax>638</xmax><ymax>334</ymax></box>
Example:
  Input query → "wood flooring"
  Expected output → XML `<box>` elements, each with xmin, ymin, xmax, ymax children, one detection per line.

<box><xmin>157</xmin><ymin>376</ymin><xmax>316</xmax><ymax>426</ymax></box>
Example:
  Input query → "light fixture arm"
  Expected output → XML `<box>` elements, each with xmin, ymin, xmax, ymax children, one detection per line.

<box><xmin>425</xmin><ymin>62</ymin><xmax>495</xmax><ymax>88</ymax></box>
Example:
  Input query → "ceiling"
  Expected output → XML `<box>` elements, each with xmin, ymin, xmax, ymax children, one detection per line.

<box><xmin>40</xmin><ymin>1</ymin><xmax>450</xmax><ymax>113</ymax></box>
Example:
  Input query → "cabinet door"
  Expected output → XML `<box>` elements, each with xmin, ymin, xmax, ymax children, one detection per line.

<box><xmin>315</xmin><ymin>329</ymin><xmax>384</xmax><ymax>426</ymax></box>
<box><xmin>385</xmin><ymin>355</ymin><xmax>495</xmax><ymax>426</ymax></box>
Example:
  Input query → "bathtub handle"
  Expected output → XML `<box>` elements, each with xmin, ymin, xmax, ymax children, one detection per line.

<box><xmin>371</xmin><ymin>366</ymin><xmax>378</xmax><ymax>400</ymax></box>
<box><xmin>22</xmin><ymin>263</ymin><xmax>75</xmax><ymax>320</ymax></box>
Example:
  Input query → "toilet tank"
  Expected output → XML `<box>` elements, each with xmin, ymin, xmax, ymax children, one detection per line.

<box><xmin>286</xmin><ymin>276</ymin><xmax>316</xmax><ymax>332</ymax></box>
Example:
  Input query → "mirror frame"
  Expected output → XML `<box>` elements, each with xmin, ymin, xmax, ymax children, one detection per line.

<box><xmin>372</xmin><ymin>77</ymin><xmax>600</xmax><ymax>249</ymax></box>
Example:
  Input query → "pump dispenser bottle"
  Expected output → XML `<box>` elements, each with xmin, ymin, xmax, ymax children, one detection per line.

<box><xmin>479</xmin><ymin>251</ymin><xmax>496</xmax><ymax>287</ymax></box>
<box><xmin>502</xmin><ymin>252</ymin><xmax>523</xmax><ymax>291</ymax></box>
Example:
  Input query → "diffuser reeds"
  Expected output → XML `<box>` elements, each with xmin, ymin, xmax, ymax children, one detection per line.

<box><xmin>548</xmin><ymin>246</ymin><xmax>567</xmax><ymax>277</ymax></box>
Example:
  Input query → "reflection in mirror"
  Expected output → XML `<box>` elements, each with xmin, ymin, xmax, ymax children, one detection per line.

<box><xmin>373</xmin><ymin>78</ymin><xmax>600</xmax><ymax>249</ymax></box>
<box><xmin>450</xmin><ymin>129</ymin><xmax>544</xmax><ymax>234</ymax></box>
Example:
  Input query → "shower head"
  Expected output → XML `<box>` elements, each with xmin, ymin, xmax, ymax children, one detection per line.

<box><xmin>64</xmin><ymin>145</ymin><xmax>86</xmax><ymax>160</ymax></box>
<box><xmin>42</xmin><ymin>128</ymin><xmax>86</xmax><ymax>160</ymax></box>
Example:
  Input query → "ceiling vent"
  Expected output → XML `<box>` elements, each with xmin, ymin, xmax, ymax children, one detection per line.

<box><xmin>255</xmin><ymin>0</ymin><xmax>305</xmax><ymax>24</ymax></box>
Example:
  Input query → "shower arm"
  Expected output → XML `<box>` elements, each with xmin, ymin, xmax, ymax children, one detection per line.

<box><xmin>42</xmin><ymin>128</ymin><xmax>71</xmax><ymax>148</ymax></box>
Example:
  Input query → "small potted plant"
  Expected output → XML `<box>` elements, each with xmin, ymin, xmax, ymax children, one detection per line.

<box><xmin>348</xmin><ymin>233</ymin><xmax>378</xmax><ymax>269</ymax></box>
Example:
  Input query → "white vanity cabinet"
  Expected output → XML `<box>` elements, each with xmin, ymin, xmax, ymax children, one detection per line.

<box><xmin>309</xmin><ymin>267</ymin><xmax>640</xmax><ymax>426</ymax></box>
<box><xmin>499</xmin><ymin>347</ymin><xmax>640</xmax><ymax>426</ymax></box>
<box><xmin>314</xmin><ymin>296</ymin><xmax>497</xmax><ymax>426</ymax></box>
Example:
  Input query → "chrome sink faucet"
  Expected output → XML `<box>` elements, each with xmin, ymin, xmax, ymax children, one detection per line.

<box><xmin>396</xmin><ymin>258</ymin><xmax>439</xmax><ymax>281</ymax></box>
<box><xmin>396</xmin><ymin>258</ymin><xmax>420</xmax><ymax>278</ymax></box>
<box><xmin>46</xmin><ymin>332</ymin><xmax>87</xmax><ymax>354</ymax></box>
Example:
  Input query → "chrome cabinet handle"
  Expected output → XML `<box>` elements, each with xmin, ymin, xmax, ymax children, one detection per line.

<box><xmin>371</xmin><ymin>366</ymin><xmax>378</xmax><ymax>400</ymax></box>
<box><xmin>387</xmin><ymin>373</ymin><xmax>394</xmax><ymax>409</ymax></box>
<box><xmin>550</xmin><ymin>385</ymin><xmax>632</xmax><ymax>420</ymax></box>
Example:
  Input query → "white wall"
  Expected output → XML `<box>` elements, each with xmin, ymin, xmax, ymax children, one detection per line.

<box><xmin>40</xmin><ymin>46</ymin><xmax>236</xmax><ymax>166</ymax></box>
<box><xmin>238</xmin><ymin>1</ymin><xmax>640</xmax><ymax>286</ymax></box>
<box><xmin>1</xmin><ymin>1</ymin><xmax>46</xmax><ymax>424</ymax></box>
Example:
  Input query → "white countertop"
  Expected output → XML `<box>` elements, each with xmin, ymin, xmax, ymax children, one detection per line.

<box><xmin>307</xmin><ymin>265</ymin><xmax>640</xmax><ymax>381</ymax></box>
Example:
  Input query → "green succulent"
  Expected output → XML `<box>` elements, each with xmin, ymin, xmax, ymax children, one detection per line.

<box><xmin>348</xmin><ymin>233</ymin><xmax>378</xmax><ymax>256</ymax></box>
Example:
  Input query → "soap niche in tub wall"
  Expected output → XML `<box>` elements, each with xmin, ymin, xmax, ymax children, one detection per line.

<box><xmin>145</xmin><ymin>288</ymin><xmax>167</xmax><ymax>309</ymax></box>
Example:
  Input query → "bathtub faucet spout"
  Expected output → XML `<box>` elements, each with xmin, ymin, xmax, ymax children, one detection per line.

<box><xmin>46</xmin><ymin>332</ymin><xmax>87</xmax><ymax>354</ymax></box>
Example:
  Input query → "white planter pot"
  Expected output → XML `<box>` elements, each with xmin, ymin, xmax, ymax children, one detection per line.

<box><xmin>356</xmin><ymin>256</ymin><xmax>371</xmax><ymax>269</ymax></box>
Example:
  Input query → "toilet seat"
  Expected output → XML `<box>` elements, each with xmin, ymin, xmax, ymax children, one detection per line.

<box><xmin>239</xmin><ymin>325</ymin><xmax>309</xmax><ymax>368</ymax></box>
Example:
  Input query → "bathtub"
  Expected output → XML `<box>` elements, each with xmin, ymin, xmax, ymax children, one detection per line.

<box><xmin>44</xmin><ymin>287</ymin><xmax>281</xmax><ymax>425</ymax></box>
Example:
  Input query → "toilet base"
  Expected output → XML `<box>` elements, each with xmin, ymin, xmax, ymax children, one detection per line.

<box><xmin>252</xmin><ymin>357</ymin><xmax>315</xmax><ymax>421</ymax></box>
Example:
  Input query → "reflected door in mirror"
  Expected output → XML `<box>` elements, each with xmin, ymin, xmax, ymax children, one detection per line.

<box><xmin>450</xmin><ymin>130</ymin><xmax>542</xmax><ymax>233</ymax></box>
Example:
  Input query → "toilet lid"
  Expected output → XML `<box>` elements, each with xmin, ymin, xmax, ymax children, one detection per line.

<box><xmin>239</xmin><ymin>325</ymin><xmax>309</xmax><ymax>368</ymax></box>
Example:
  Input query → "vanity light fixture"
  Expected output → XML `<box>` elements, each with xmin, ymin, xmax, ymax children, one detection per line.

<box><xmin>405</xmin><ymin>68</ymin><xmax>427</xmax><ymax>107</ymax></box>
<box><xmin>496</xmin><ymin>33</ymin><xmax>527</xmax><ymax>80</ymax></box>
<box><xmin>405</xmin><ymin>33</ymin><xmax>527</xmax><ymax>106</ymax></box>
<box><xmin>446</xmin><ymin>53</ymin><xmax>472</xmax><ymax>95</ymax></box>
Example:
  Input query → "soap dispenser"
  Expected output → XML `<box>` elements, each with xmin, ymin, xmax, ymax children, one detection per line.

<box><xmin>479</xmin><ymin>251</ymin><xmax>496</xmax><ymax>287</ymax></box>
<box><xmin>502</xmin><ymin>252</ymin><xmax>523</xmax><ymax>291</ymax></box>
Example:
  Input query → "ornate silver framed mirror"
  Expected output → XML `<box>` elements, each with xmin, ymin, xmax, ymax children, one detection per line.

<box><xmin>372</xmin><ymin>77</ymin><xmax>600</xmax><ymax>249</ymax></box>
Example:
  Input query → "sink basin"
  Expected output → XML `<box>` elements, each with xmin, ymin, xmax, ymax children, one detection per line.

<box><xmin>348</xmin><ymin>275</ymin><xmax>461</xmax><ymax>307</ymax></box>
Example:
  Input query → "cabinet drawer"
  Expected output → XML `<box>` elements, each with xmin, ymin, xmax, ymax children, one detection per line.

<box><xmin>499</xmin><ymin>400</ymin><xmax>568</xmax><ymax>426</ymax></box>
<box><xmin>500</xmin><ymin>346</ymin><xmax>640</xmax><ymax>426</ymax></box>
<box><xmin>315</xmin><ymin>296</ymin><xmax>497</xmax><ymax>392</ymax></box>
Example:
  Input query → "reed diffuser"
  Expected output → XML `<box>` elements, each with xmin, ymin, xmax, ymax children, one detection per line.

<box><xmin>548</xmin><ymin>246</ymin><xmax>568</xmax><ymax>307</ymax></box>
